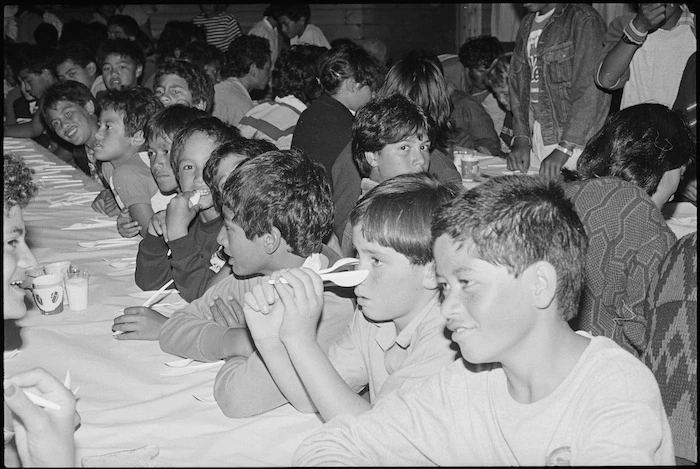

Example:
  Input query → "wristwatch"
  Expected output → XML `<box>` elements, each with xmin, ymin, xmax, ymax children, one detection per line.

<box><xmin>621</xmin><ymin>33</ymin><xmax>640</xmax><ymax>46</ymax></box>
<box><xmin>555</xmin><ymin>145</ymin><xmax>574</xmax><ymax>157</ymax></box>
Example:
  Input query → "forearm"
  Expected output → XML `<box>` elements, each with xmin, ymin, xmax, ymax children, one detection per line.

<box><xmin>284</xmin><ymin>337</ymin><xmax>370</xmax><ymax>422</ymax></box>
<box><xmin>135</xmin><ymin>233</ymin><xmax>172</xmax><ymax>291</ymax></box>
<box><xmin>168</xmin><ymin>234</ymin><xmax>215</xmax><ymax>302</ymax></box>
<box><xmin>597</xmin><ymin>41</ymin><xmax>638</xmax><ymax>90</ymax></box>
<box><xmin>4</xmin><ymin>120</ymin><xmax>42</xmax><ymax>138</ymax></box>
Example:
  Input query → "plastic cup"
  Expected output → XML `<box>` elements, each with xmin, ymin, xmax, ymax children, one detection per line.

<box><xmin>64</xmin><ymin>269</ymin><xmax>90</xmax><ymax>311</ymax></box>
<box><xmin>32</xmin><ymin>274</ymin><xmax>64</xmax><ymax>315</ymax></box>
<box><xmin>44</xmin><ymin>261</ymin><xmax>72</xmax><ymax>305</ymax></box>
<box><xmin>461</xmin><ymin>155</ymin><xmax>480</xmax><ymax>181</ymax></box>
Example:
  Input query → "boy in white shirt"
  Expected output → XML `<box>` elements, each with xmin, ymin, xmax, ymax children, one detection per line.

<box><xmin>293</xmin><ymin>175</ymin><xmax>674</xmax><ymax>466</ymax></box>
<box><xmin>275</xmin><ymin>4</ymin><xmax>330</xmax><ymax>49</ymax></box>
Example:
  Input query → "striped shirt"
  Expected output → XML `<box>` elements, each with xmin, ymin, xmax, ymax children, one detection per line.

<box><xmin>237</xmin><ymin>95</ymin><xmax>306</xmax><ymax>149</ymax></box>
<box><xmin>193</xmin><ymin>12</ymin><xmax>242</xmax><ymax>52</ymax></box>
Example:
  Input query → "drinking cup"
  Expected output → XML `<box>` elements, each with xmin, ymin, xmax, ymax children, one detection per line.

<box><xmin>44</xmin><ymin>261</ymin><xmax>72</xmax><ymax>304</ymax></box>
<box><xmin>32</xmin><ymin>274</ymin><xmax>64</xmax><ymax>315</ymax></box>
<box><xmin>64</xmin><ymin>269</ymin><xmax>90</xmax><ymax>311</ymax></box>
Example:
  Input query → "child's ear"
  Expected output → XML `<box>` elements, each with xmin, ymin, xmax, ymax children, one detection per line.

<box><xmin>85</xmin><ymin>100</ymin><xmax>96</xmax><ymax>115</ymax></box>
<box><xmin>264</xmin><ymin>226</ymin><xmax>282</xmax><ymax>254</ymax></box>
<box><xmin>86</xmin><ymin>61</ymin><xmax>97</xmax><ymax>77</ymax></box>
<box><xmin>365</xmin><ymin>151</ymin><xmax>379</xmax><ymax>168</ymax></box>
<box><xmin>345</xmin><ymin>77</ymin><xmax>358</xmax><ymax>94</ymax></box>
<box><xmin>194</xmin><ymin>100</ymin><xmax>207</xmax><ymax>111</ymax></box>
<box><xmin>131</xmin><ymin>130</ymin><xmax>145</xmax><ymax>148</ymax></box>
<box><xmin>136</xmin><ymin>65</ymin><xmax>143</xmax><ymax>79</ymax></box>
<box><xmin>527</xmin><ymin>261</ymin><xmax>557</xmax><ymax>310</ymax></box>
<box><xmin>421</xmin><ymin>261</ymin><xmax>438</xmax><ymax>290</ymax></box>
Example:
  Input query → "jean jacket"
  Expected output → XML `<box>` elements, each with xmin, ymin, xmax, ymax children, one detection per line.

<box><xmin>510</xmin><ymin>3</ymin><xmax>611</xmax><ymax>147</ymax></box>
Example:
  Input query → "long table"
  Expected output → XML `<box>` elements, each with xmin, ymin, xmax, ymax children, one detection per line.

<box><xmin>3</xmin><ymin>138</ymin><xmax>323</xmax><ymax>466</ymax></box>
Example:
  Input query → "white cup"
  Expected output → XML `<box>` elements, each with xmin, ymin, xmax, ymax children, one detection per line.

<box><xmin>44</xmin><ymin>261</ymin><xmax>72</xmax><ymax>305</ymax></box>
<box><xmin>64</xmin><ymin>270</ymin><xmax>89</xmax><ymax>311</ymax></box>
<box><xmin>32</xmin><ymin>274</ymin><xmax>65</xmax><ymax>315</ymax></box>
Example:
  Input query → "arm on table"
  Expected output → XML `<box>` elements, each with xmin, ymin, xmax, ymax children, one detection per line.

<box><xmin>4</xmin><ymin>112</ymin><xmax>44</xmax><ymax>139</ymax></box>
<box><xmin>167</xmin><ymin>226</ymin><xmax>218</xmax><ymax>303</ymax></box>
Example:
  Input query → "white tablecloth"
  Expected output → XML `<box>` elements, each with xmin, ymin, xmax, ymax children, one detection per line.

<box><xmin>3</xmin><ymin>138</ymin><xmax>323</xmax><ymax>466</ymax></box>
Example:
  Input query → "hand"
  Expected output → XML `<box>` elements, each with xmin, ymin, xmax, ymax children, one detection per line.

<box><xmin>507</xmin><ymin>141</ymin><xmax>530</xmax><ymax>174</ymax></box>
<box><xmin>210</xmin><ymin>295</ymin><xmax>245</xmax><ymax>328</ymax></box>
<box><xmin>633</xmin><ymin>3</ymin><xmax>668</xmax><ymax>34</ymax></box>
<box><xmin>147</xmin><ymin>210</ymin><xmax>168</xmax><ymax>241</ymax></box>
<box><xmin>242</xmin><ymin>280</ymin><xmax>284</xmax><ymax>344</ymax></box>
<box><xmin>4</xmin><ymin>368</ymin><xmax>77</xmax><ymax>467</ymax></box>
<box><xmin>165</xmin><ymin>192</ymin><xmax>199</xmax><ymax>241</ymax></box>
<box><xmin>273</xmin><ymin>268</ymin><xmax>324</xmax><ymax>345</ymax></box>
<box><xmin>117</xmin><ymin>209</ymin><xmax>141</xmax><ymax>238</ymax></box>
<box><xmin>91</xmin><ymin>188</ymin><xmax>120</xmax><ymax>217</ymax></box>
<box><xmin>539</xmin><ymin>148</ymin><xmax>569</xmax><ymax>180</ymax></box>
<box><xmin>112</xmin><ymin>306</ymin><xmax>167</xmax><ymax>340</ymax></box>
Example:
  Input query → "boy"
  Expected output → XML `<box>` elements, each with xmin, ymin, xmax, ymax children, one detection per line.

<box><xmin>508</xmin><ymin>3</ymin><xmax>610</xmax><ymax>179</ymax></box>
<box><xmin>293</xmin><ymin>175</ymin><xmax>674</xmax><ymax>466</ymax></box>
<box><xmin>337</xmin><ymin>94</ymin><xmax>435</xmax><ymax>256</ymax></box>
<box><xmin>54</xmin><ymin>43</ymin><xmax>106</xmax><ymax>97</ymax></box>
<box><xmin>94</xmin><ymin>87</ymin><xmax>164</xmax><ymax>237</ymax></box>
<box><xmin>114</xmin><ymin>149</ymin><xmax>355</xmax><ymax>420</ymax></box>
<box><xmin>153</xmin><ymin>59</ymin><xmax>214</xmax><ymax>112</ymax></box>
<box><xmin>99</xmin><ymin>38</ymin><xmax>145</xmax><ymax>91</ymax></box>
<box><xmin>133</xmin><ymin>117</ymin><xmax>239</xmax><ymax>302</ymax></box>
<box><xmin>243</xmin><ymin>172</ymin><xmax>459</xmax><ymax>423</ymax></box>
<box><xmin>192</xmin><ymin>4</ymin><xmax>242</xmax><ymax>52</ymax></box>
<box><xmin>276</xmin><ymin>4</ymin><xmax>330</xmax><ymax>49</ymax></box>
<box><xmin>213</xmin><ymin>35</ymin><xmax>272</xmax><ymax>126</ymax></box>
<box><xmin>40</xmin><ymin>80</ymin><xmax>120</xmax><ymax>217</ymax></box>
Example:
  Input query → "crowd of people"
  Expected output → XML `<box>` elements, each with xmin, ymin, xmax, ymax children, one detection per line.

<box><xmin>3</xmin><ymin>2</ymin><xmax>697</xmax><ymax>466</ymax></box>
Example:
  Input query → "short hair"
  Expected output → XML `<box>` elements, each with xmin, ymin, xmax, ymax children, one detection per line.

<box><xmin>203</xmin><ymin>137</ymin><xmax>278</xmax><ymax>209</ymax></box>
<box><xmin>432</xmin><ymin>176</ymin><xmax>588</xmax><ymax>321</ymax></box>
<box><xmin>351</xmin><ymin>94</ymin><xmax>433</xmax><ymax>178</ymax></box>
<box><xmin>350</xmin><ymin>173</ymin><xmax>458</xmax><ymax>266</ymax></box>
<box><xmin>40</xmin><ymin>80</ymin><xmax>97</xmax><ymax>124</ymax></box>
<box><xmin>458</xmin><ymin>35</ymin><xmax>504</xmax><ymax>70</ymax></box>
<box><xmin>157</xmin><ymin>21</ymin><xmax>206</xmax><ymax>64</ymax></box>
<box><xmin>53</xmin><ymin>43</ymin><xmax>98</xmax><ymax>71</ymax></box>
<box><xmin>14</xmin><ymin>45</ymin><xmax>54</xmax><ymax>77</ymax></box>
<box><xmin>318</xmin><ymin>42</ymin><xmax>385</xmax><ymax>95</ymax></box>
<box><xmin>271</xmin><ymin>44</ymin><xmax>326</xmax><ymax>103</ymax></box>
<box><xmin>263</xmin><ymin>4</ymin><xmax>282</xmax><ymax>18</ymax></box>
<box><xmin>485</xmin><ymin>52</ymin><xmax>512</xmax><ymax>90</ymax></box>
<box><xmin>4</xmin><ymin>154</ymin><xmax>38</xmax><ymax>215</ymax></box>
<box><xmin>222</xmin><ymin>35</ymin><xmax>271</xmax><ymax>79</ymax></box>
<box><xmin>108</xmin><ymin>14</ymin><xmax>140</xmax><ymax>39</ymax></box>
<box><xmin>221</xmin><ymin>148</ymin><xmax>333</xmax><ymax>257</ymax></box>
<box><xmin>170</xmin><ymin>117</ymin><xmax>241</xmax><ymax>178</ymax></box>
<box><xmin>154</xmin><ymin>59</ymin><xmax>215</xmax><ymax>112</ymax></box>
<box><xmin>34</xmin><ymin>22</ymin><xmax>59</xmax><ymax>48</ymax></box>
<box><xmin>179</xmin><ymin>40</ymin><xmax>224</xmax><ymax>71</ymax></box>
<box><xmin>98</xmin><ymin>39</ymin><xmax>146</xmax><ymax>71</ymax></box>
<box><xmin>144</xmin><ymin>104</ymin><xmax>209</xmax><ymax>143</ymax></box>
<box><xmin>574</xmin><ymin>103</ymin><xmax>696</xmax><ymax>196</ymax></box>
<box><xmin>60</xmin><ymin>21</ymin><xmax>108</xmax><ymax>58</ymax></box>
<box><xmin>97</xmin><ymin>86</ymin><xmax>164</xmax><ymax>137</ymax></box>
<box><xmin>277</xmin><ymin>4</ymin><xmax>312</xmax><ymax>22</ymax></box>
<box><xmin>379</xmin><ymin>52</ymin><xmax>452</xmax><ymax>153</ymax></box>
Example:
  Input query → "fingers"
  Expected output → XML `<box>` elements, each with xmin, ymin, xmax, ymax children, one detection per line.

<box><xmin>4</xmin><ymin>368</ymin><xmax>76</xmax><ymax>422</ymax></box>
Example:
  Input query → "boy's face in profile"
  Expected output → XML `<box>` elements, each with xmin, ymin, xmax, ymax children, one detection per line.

<box><xmin>351</xmin><ymin>222</ymin><xmax>435</xmax><ymax>330</ymax></box>
<box><xmin>277</xmin><ymin>15</ymin><xmax>305</xmax><ymax>39</ymax></box>
<box><xmin>366</xmin><ymin>134</ymin><xmax>431</xmax><ymax>183</ymax></box>
<box><xmin>94</xmin><ymin>108</ymin><xmax>132</xmax><ymax>162</ymax></box>
<box><xmin>147</xmin><ymin>133</ymin><xmax>179</xmax><ymax>193</ymax></box>
<box><xmin>102</xmin><ymin>53</ymin><xmax>143</xmax><ymax>90</ymax></box>
<box><xmin>217</xmin><ymin>205</ymin><xmax>268</xmax><ymax>277</ymax></box>
<box><xmin>175</xmin><ymin>131</ymin><xmax>217</xmax><ymax>209</ymax></box>
<box><xmin>204</xmin><ymin>61</ymin><xmax>221</xmax><ymax>84</ymax></box>
<box><xmin>433</xmin><ymin>234</ymin><xmax>532</xmax><ymax>365</ymax></box>
<box><xmin>491</xmin><ymin>85</ymin><xmax>511</xmax><ymax>112</ymax></box>
<box><xmin>46</xmin><ymin>100</ymin><xmax>97</xmax><ymax>147</ymax></box>
<box><xmin>155</xmin><ymin>74</ymin><xmax>198</xmax><ymax>109</ymax></box>
<box><xmin>18</xmin><ymin>69</ymin><xmax>54</xmax><ymax>100</ymax></box>
<box><xmin>56</xmin><ymin>59</ymin><xmax>96</xmax><ymax>89</ymax></box>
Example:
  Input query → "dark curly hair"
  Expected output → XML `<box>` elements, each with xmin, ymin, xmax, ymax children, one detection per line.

<box><xmin>271</xmin><ymin>44</ymin><xmax>326</xmax><ymax>103</ymax></box>
<box><xmin>458</xmin><ymin>35</ymin><xmax>504</xmax><ymax>71</ymax></box>
<box><xmin>154</xmin><ymin>59</ymin><xmax>215</xmax><ymax>112</ymax></box>
<box><xmin>170</xmin><ymin>116</ymin><xmax>241</xmax><ymax>179</ymax></box>
<box><xmin>222</xmin><ymin>35</ymin><xmax>271</xmax><ymax>79</ymax></box>
<box><xmin>4</xmin><ymin>154</ymin><xmax>38</xmax><ymax>215</ymax></box>
<box><xmin>221</xmin><ymin>148</ymin><xmax>334</xmax><ymax>257</ymax></box>
<box><xmin>97</xmin><ymin>86</ymin><xmax>165</xmax><ymax>137</ymax></box>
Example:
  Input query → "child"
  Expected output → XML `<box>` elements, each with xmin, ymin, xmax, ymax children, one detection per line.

<box><xmin>293</xmin><ymin>175</ymin><xmax>674</xmax><ymax>466</ymax></box>
<box><xmin>94</xmin><ymin>86</ymin><xmax>164</xmax><ymax>237</ymax></box>
<box><xmin>53</xmin><ymin>43</ymin><xmax>106</xmax><ymax>97</ymax></box>
<box><xmin>248</xmin><ymin>4</ymin><xmax>282</xmax><ymax>68</ymax></box>
<box><xmin>275</xmin><ymin>4</ymin><xmax>330</xmax><ymax>49</ymax></box>
<box><xmin>339</xmin><ymin>94</ymin><xmax>434</xmax><ymax>256</ymax></box>
<box><xmin>508</xmin><ymin>4</ymin><xmax>610</xmax><ymax>179</ymax></box>
<box><xmin>153</xmin><ymin>59</ymin><xmax>214</xmax><ymax>112</ymax></box>
<box><xmin>99</xmin><ymin>38</ymin><xmax>145</xmax><ymax>91</ymax></box>
<box><xmin>115</xmin><ymin>149</ymin><xmax>355</xmax><ymax>420</ymax></box>
<box><xmin>179</xmin><ymin>40</ymin><xmax>224</xmax><ymax>85</ymax></box>
<box><xmin>243</xmin><ymin>172</ymin><xmax>459</xmax><ymax>423</ymax></box>
<box><xmin>237</xmin><ymin>44</ymin><xmax>326</xmax><ymax>149</ymax></box>
<box><xmin>40</xmin><ymin>80</ymin><xmax>120</xmax><ymax>217</ymax></box>
<box><xmin>132</xmin><ymin>117</ymin><xmax>239</xmax><ymax>302</ymax></box>
<box><xmin>212</xmin><ymin>35</ymin><xmax>272</xmax><ymax>126</ymax></box>
<box><xmin>291</xmin><ymin>42</ymin><xmax>385</xmax><ymax>181</ymax></box>
<box><xmin>192</xmin><ymin>4</ymin><xmax>242</xmax><ymax>52</ymax></box>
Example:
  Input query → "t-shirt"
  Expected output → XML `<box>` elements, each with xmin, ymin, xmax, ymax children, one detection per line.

<box><xmin>527</xmin><ymin>7</ymin><xmax>555</xmax><ymax>118</ymax></box>
<box><xmin>237</xmin><ymin>95</ymin><xmax>306</xmax><ymax>149</ymax></box>
<box><xmin>212</xmin><ymin>77</ymin><xmax>253</xmax><ymax>126</ymax></box>
<box><xmin>294</xmin><ymin>333</ymin><xmax>675</xmax><ymax>466</ymax></box>
<box><xmin>108</xmin><ymin>152</ymin><xmax>159</xmax><ymax>210</ymax></box>
<box><xmin>248</xmin><ymin>17</ymin><xmax>279</xmax><ymax>66</ymax></box>
<box><xmin>291</xmin><ymin>23</ymin><xmax>330</xmax><ymax>49</ymax></box>
<box><xmin>192</xmin><ymin>12</ymin><xmax>242</xmax><ymax>51</ymax></box>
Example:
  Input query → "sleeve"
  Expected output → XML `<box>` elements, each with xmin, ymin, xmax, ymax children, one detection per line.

<box><xmin>326</xmin><ymin>310</ymin><xmax>372</xmax><ymax>394</ymax></box>
<box><xmin>166</xmin><ymin>221</ymin><xmax>217</xmax><ymax>303</ymax></box>
<box><xmin>112</xmin><ymin>162</ymin><xmax>157</xmax><ymax>208</ymax></box>
<box><xmin>451</xmin><ymin>97</ymin><xmax>501</xmax><ymax>156</ymax></box>
<box><xmin>293</xmin><ymin>365</ymin><xmax>464</xmax><ymax>466</ymax></box>
<box><xmin>594</xmin><ymin>15</ymin><xmax>630</xmax><ymax>90</ymax></box>
<box><xmin>559</xmin><ymin>12</ymin><xmax>611</xmax><ymax>146</ymax></box>
<box><xmin>508</xmin><ymin>33</ymin><xmax>530</xmax><ymax>140</ymax></box>
<box><xmin>135</xmin><ymin>232</ymin><xmax>173</xmax><ymax>291</ymax></box>
<box><xmin>331</xmin><ymin>144</ymin><xmax>362</xmax><ymax>241</ymax></box>
<box><xmin>428</xmin><ymin>149</ymin><xmax>462</xmax><ymax>188</ymax></box>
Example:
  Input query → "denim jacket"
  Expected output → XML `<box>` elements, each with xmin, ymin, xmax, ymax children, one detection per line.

<box><xmin>510</xmin><ymin>3</ymin><xmax>611</xmax><ymax>147</ymax></box>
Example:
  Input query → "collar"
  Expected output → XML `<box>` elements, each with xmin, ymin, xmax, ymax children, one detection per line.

<box><xmin>263</xmin><ymin>17</ymin><xmax>275</xmax><ymax>30</ymax></box>
<box><xmin>275</xmin><ymin>95</ymin><xmax>307</xmax><ymax>112</ymax></box>
<box><xmin>360</xmin><ymin>178</ymin><xmax>379</xmax><ymax>195</ymax></box>
<box><xmin>675</xmin><ymin>4</ymin><xmax>695</xmax><ymax>33</ymax></box>
<box><xmin>374</xmin><ymin>294</ymin><xmax>440</xmax><ymax>351</ymax></box>
<box><xmin>227</xmin><ymin>77</ymin><xmax>251</xmax><ymax>100</ymax></box>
